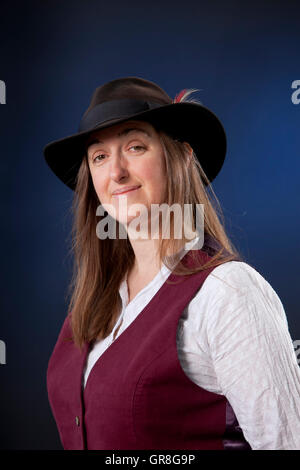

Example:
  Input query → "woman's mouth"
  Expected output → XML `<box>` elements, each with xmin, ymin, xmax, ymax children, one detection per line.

<box><xmin>112</xmin><ymin>185</ymin><xmax>141</xmax><ymax>196</ymax></box>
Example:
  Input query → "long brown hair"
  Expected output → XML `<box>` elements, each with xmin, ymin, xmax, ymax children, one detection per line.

<box><xmin>66</xmin><ymin>122</ymin><xmax>241</xmax><ymax>349</ymax></box>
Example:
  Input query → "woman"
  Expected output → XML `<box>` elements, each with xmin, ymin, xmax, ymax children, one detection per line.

<box><xmin>44</xmin><ymin>77</ymin><xmax>300</xmax><ymax>450</ymax></box>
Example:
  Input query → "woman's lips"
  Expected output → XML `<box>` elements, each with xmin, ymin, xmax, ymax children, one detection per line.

<box><xmin>112</xmin><ymin>186</ymin><xmax>141</xmax><ymax>196</ymax></box>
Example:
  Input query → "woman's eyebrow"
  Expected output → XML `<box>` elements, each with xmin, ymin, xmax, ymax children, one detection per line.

<box><xmin>86</xmin><ymin>128</ymin><xmax>150</xmax><ymax>152</ymax></box>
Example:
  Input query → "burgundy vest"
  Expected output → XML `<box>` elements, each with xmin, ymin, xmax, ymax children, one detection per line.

<box><xmin>47</xmin><ymin>248</ymin><xmax>251</xmax><ymax>450</ymax></box>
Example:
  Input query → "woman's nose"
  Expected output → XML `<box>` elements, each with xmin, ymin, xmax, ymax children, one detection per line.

<box><xmin>109</xmin><ymin>153</ymin><xmax>129</xmax><ymax>181</ymax></box>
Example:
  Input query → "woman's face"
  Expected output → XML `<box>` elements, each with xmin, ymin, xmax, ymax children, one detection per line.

<box><xmin>86</xmin><ymin>120</ymin><xmax>167</xmax><ymax>228</ymax></box>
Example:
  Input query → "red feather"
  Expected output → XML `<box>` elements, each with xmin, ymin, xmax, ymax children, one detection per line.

<box><xmin>173</xmin><ymin>89</ymin><xmax>188</xmax><ymax>103</ymax></box>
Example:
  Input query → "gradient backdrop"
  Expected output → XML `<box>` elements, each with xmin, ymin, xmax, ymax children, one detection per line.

<box><xmin>0</xmin><ymin>0</ymin><xmax>299</xmax><ymax>450</ymax></box>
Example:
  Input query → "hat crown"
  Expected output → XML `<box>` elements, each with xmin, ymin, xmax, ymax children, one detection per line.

<box><xmin>83</xmin><ymin>77</ymin><xmax>172</xmax><ymax>118</ymax></box>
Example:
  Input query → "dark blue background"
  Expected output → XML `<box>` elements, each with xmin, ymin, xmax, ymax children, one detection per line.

<box><xmin>0</xmin><ymin>0</ymin><xmax>299</xmax><ymax>450</ymax></box>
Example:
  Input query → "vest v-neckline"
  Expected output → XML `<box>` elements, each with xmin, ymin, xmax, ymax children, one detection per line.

<box><xmin>83</xmin><ymin>268</ymin><xmax>175</xmax><ymax>393</ymax></box>
<box><xmin>83</xmin><ymin>235</ymin><xmax>216</xmax><ymax>392</ymax></box>
<box><xmin>83</xmin><ymin>248</ymin><xmax>198</xmax><ymax>394</ymax></box>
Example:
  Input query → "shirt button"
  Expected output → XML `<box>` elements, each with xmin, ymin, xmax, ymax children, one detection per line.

<box><xmin>75</xmin><ymin>416</ymin><xmax>80</xmax><ymax>426</ymax></box>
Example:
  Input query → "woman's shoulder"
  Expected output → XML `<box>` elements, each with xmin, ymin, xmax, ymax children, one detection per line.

<box><xmin>197</xmin><ymin>235</ymin><xmax>282</xmax><ymax>300</ymax></box>
<box><xmin>205</xmin><ymin>260</ymin><xmax>278</xmax><ymax>296</ymax></box>
<box><xmin>188</xmin><ymin>260</ymin><xmax>289</xmax><ymax>339</ymax></box>
<box><xmin>192</xmin><ymin>260</ymin><xmax>287</xmax><ymax>323</ymax></box>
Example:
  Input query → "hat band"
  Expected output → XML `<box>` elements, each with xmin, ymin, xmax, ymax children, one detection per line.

<box><xmin>78</xmin><ymin>98</ymin><xmax>164</xmax><ymax>132</ymax></box>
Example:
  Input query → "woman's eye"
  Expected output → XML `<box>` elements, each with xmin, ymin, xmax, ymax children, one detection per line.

<box><xmin>93</xmin><ymin>154</ymin><xmax>106</xmax><ymax>162</ymax></box>
<box><xmin>129</xmin><ymin>145</ymin><xmax>145</xmax><ymax>151</ymax></box>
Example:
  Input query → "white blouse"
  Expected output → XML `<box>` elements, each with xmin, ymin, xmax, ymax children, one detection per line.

<box><xmin>83</xmin><ymin>237</ymin><xmax>300</xmax><ymax>450</ymax></box>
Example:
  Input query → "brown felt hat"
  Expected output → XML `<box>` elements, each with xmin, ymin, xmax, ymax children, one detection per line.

<box><xmin>43</xmin><ymin>76</ymin><xmax>226</xmax><ymax>190</ymax></box>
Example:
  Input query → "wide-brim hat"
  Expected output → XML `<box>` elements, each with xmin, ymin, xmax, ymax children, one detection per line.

<box><xmin>43</xmin><ymin>76</ymin><xmax>226</xmax><ymax>190</ymax></box>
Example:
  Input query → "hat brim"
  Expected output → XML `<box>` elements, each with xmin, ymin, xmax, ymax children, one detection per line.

<box><xmin>43</xmin><ymin>102</ymin><xmax>226</xmax><ymax>190</ymax></box>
